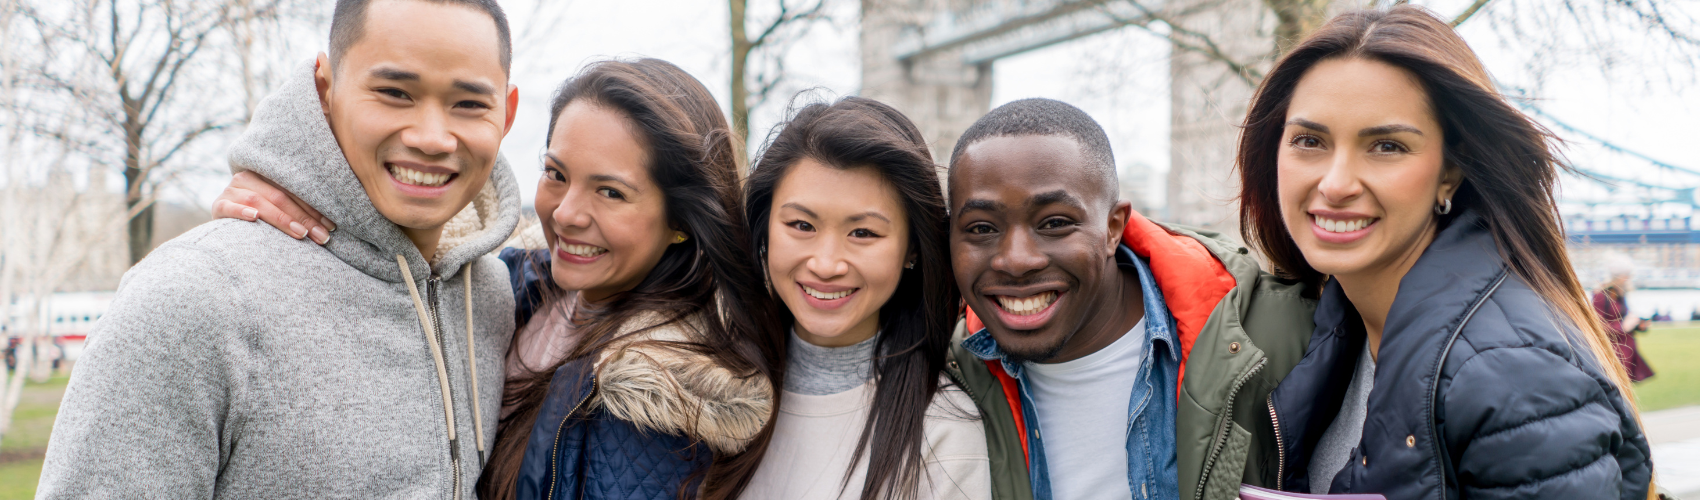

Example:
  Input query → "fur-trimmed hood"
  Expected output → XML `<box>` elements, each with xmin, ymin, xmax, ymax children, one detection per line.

<box><xmin>592</xmin><ymin>312</ymin><xmax>772</xmax><ymax>454</ymax></box>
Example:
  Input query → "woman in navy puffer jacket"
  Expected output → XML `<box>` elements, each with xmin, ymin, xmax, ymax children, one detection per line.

<box><xmin>1235</xmin><ymin>6</ymin><xmax>1652</xmax><ymax>499</ymax></box>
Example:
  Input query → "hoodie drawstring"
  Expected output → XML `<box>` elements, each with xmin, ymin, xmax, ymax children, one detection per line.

<box><xmin>463</xmin><ymin>268</ymin><xmax>486</xmax><ymax>467</ymax></box>
<box><xmin>396</xmin><ymin>256</ymin><xmax>485</xmax><ymax>491</ymax></box>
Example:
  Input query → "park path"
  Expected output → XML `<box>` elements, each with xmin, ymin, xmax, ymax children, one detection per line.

<box><xmin>1649</xmin><ymin>405</ymin><xmax>1700</xmax><ymax>498</ymax></box>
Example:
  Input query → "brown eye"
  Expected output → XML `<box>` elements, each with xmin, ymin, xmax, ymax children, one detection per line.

<box><xmin>1371</xmin><ymin>140</ymin><xmax>1409</xmax><ymax>154</ymax></box>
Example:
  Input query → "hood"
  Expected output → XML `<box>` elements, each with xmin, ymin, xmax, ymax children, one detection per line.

<box><xmin>593</xmin><ymin>312</ymin><xmax>773</xmax><ymax>454</ymax></box>
<box><xmin>228</xmin><ymin>60</ymin><xmax>521</xmax><ymax>282</ymax></box>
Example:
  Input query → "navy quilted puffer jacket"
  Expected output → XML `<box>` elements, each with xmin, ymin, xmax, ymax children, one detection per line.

<box><xmin>514</xmin><ymin>355</ymin><xmax>713</xmax><ymax>500</ymax></box>
<box><xmin>1267</xmin><ymin>211</ymin><xmax>1652</xmax><ymax>500</ymax></box>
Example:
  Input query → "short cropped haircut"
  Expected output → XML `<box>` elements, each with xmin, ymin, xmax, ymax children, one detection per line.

<box><xmin>329</xmin><ymin>0</ymin><xmax>512</xmax><ymax>74</ymax></box>
<box><xmin>949</xmin><ymin>98</ymin><xmax>1118</xmax><ymax>204</ymax></box>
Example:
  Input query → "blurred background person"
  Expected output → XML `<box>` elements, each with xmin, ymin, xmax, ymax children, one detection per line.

<box><xmin>1594</xmin><ymin>259</ymin><xmax>1656</xmax><ymax>382</ymax></box>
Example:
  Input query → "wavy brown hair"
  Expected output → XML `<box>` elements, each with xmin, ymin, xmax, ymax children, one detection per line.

<box><xmin>744</xmin><ymin>96</ymin><xmax>959</xmax><ymax>500</ymax></box>
<box><xmin>477</xmin><ymin>58</ymin><xmax>784</xmax><ymax>500</ymax></box>
<box><xmin>1236</xmin><ymin>6</ymin><xmax>1636</xmax><ymax>406</ymax></box>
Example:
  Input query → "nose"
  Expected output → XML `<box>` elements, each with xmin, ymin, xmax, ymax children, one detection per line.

<box><xmin>550</xmin><ymin>186</ymin><xmax>594</xmax><ymax>232</ymax></box>
<box><xmin>990</xmin><ymin>227</ymin><xmax>1047</xmax><ymax>278</ymax></box>
<box><xmin>804</xmin><ymin>236</ymin><xmax>851</xmax><ymax>279</ymax></box>
<box><xmin>1315</xmin><ymin>152</ymin><xmax>1364</xmax><ymax>206</ymax></box>
<box><xmin>401</xmin><ymin>106</ymin><xmax>457</xmax><ymax>156</ymax></box>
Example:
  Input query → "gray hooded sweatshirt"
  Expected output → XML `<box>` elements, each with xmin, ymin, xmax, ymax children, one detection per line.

<box><xmin>38</xmin><ymin>62</ymin><xmax>521</xmax><ymax>499</ymax></box>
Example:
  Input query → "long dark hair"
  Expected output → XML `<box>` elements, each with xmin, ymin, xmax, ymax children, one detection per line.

<box><xmin>479</xmin><ymin>58</ymin><xmax>784</xmax><ymax>500</ymax></box>
<box><xmin>744</xmin><ymin>96</ymin><xmax>958</xmax><ymax>500</ymax></box>
<box><xmin>1236</xmin><ymin>6</ymin><xmax>1636</xmax><ymax>402</ymax></box>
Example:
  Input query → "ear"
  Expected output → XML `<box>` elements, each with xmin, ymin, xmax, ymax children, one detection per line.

<box><xmin>1438</xmin><ymin>160</ymin><xmax>1464</xmax><ymax>202</ymax></box>
<box><xmin>1106</xmin><ymin>200</ymin><xmax>1133</xmax><ymax>254</ymax></box>
<box><xmin>502</xmin><ymin>84</ymin><xmax>519</xmax><ymax>138</ymax></box>
<box><xmin>314</xmin><ymin>53</ymin><xmax>334</xmax><ymax>116</ymax></box>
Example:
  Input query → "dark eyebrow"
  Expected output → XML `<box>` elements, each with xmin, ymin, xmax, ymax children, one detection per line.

<box><xmin>1030</xmin><ymin>190</ymin><xmax>1085</xmax><ymax>211</ymax></box>
<box><xmin>780</xmin><ymin>202</ymin><xmax>819</xmax><ymax>219</ymax></box>
<box><xmin>958</xmin><ymin>199</ymin><xmax>1003</xmax><ymax>214</ymax></box>
<box><xmin>543</xmin><ymin>154</ymin><xmax>563</xmax><ymax>168</ymax></box>
<box><xmin>371</xmin><ymin>67</ymin><xmax>419</xmax><ymax>82</ymax></box>
<box><xmin>847</xmin><ymin>212</ymin><xmax>892</xmax><ymax>224</ymax></box>
<box><xmin>1359</xmin><ymin>124</ymin><xmax>1424</xmax><ymax>137</ymax></box>
<box><xmin>589</xmin><ymin>174</ymin><xmax>638</xmax><ymax>192</ymax></box>
<box><xmin>1285</xmin><ymin>118</ymin><xmax>1329</xmax><ymax>134</ymax></box>
<box><xmin>453</xmin><ymin>80</ymin><xmax>495</xmax><ymax>96</ymax></box>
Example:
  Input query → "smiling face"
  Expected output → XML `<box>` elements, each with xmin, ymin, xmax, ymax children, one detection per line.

<box><xmin>949</xmin><ymin>135</ymin><xmax>1130</xmax><ymax>363</ymax></box>
<box><xmin>767</xmin><ymin>159</ymin><xmax>910</xmax><ymax>347</ymax></box>
<box><xmin>1278</xmin><ymin>57</ymin><xmax>1460</xmax><ymax>283</ymax></box>
<box><xmin>537</xmin><ymin>100</ymin><xmax>676</xmax><ymax>302</ymax></box>
<box><xmin>316</xmin><ymin>0</ymin><xmax>515</xmax><ymax>256</ymax></box>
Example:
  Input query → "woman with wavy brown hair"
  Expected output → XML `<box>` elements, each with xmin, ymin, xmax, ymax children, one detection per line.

<box><xmin>1238</xmin><ymin>6</ymin><xmax>1652</xmax><ymax>499</ymax></box>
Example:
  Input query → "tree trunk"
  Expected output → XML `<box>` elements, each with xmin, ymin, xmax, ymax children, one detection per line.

<box><xmin>1267</xmin><ymin>0</ymin><xmax>1334</xmax><ymax>55</ymax></box>
<box><xmin>124</xmin><ymin>113</ymin><xmax>152</xmax><ymax>265</ymax></box>
<box><xmin>729</xmin><ymin>0</ymin><xmax>752</xmax><ymax>142</ymax></box>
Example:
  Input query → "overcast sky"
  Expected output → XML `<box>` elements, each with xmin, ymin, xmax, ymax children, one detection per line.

<box><xmin>171</xmin><ymin>0</ymin><xmax>1700</xmax><ymax>219</ymax></box>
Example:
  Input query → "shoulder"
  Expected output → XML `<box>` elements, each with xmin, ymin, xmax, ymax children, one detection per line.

<box><xmin>1439</xmin><ymin>280</ymin><xmax>1641</xmax><ymax>451</ymax></box>
<box><xmin>593</xmin><ymin>312</ymin><xmax>772</xmax><ymax>454</ymax></box>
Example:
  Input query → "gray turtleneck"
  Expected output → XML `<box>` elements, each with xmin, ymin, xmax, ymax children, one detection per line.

<box><xmin>784</xmin><ymin>329</ymin><xmax>878</xmax><ymax>396</ymax></box>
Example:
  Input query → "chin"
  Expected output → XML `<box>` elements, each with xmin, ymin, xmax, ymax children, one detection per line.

<box><xmin>985</xmin><ymin>326</ymin><xmax>1070</xmax><ymax>364</ymax></box>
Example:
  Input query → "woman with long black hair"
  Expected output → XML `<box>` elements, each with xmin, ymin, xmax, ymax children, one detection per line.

<box><xmin>739</xmin><ymin>96</ymin><xmax>990</xmax><ymax>500</ymax></box>
<box><xmin>1236</xmin><ymin>6</ymin><xmax>1652</xmax><ymax>499</ymax></box>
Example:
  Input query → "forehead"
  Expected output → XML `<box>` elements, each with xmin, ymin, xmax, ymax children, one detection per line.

<box><xmin>341</xmin><ymin>0</ymin><xmax>505</xmax><ymax>85</ymax></box>
<box><xmin>776</xmin><ymin>159</ymin><xmax>905</xmax><ymax>219</ymax></box>
<box><xmin>1287</xmin><ymin>57</ymin><xmax>1434</xmax><ymax>130</ymax></box>
<box><xmin>950</xmin><ymin>134</ymin><xmax>1102</xmax><ymax>209</ymax></box>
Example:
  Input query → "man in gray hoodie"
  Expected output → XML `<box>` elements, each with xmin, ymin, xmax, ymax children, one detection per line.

<box><xmin>38</xmin><ymin>1</ymin><xmax>521</xmax><ymax>498</ymax></box>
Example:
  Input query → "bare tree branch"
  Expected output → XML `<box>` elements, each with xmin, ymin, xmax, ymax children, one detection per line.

<box><xmin>1452</xmin><ymin>0</ymin><xmax>1493</xmax><ymax>27</ymax></box>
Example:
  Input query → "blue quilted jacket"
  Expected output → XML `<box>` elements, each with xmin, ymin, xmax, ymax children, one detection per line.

<box><xmin>1266</xmin><ymin>211</ymin><xmax>1652</xmax><ymax>499</ymax></box>
<box><xmin>500</xmin><ymin>249</ymin><xmax>771</xmax><ymax>500</ymax></box>
<box><xmin>512</xmin><ymin>355</ymin><xmax>713</xmax><ymax>500</ymax></box>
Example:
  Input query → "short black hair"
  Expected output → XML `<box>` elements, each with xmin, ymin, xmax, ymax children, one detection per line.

<box><xmin>329</xmin><ymin>0</ymin><xmax>512</xmax><ymax>74</ymax></box>
<box><xmin>949</xmin><ymin>98</ymin><xmax>1118</xmax><ymax>204</ymax></box>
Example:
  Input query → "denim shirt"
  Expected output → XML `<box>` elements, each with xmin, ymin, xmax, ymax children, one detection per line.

<box><xmin>962</xmin><ymin>244</ymin><xmax>1180</xmax><ymax>500</ymax></box>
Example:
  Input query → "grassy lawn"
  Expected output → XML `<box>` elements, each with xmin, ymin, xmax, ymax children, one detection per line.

<box><xmin>0</xmin><ymin>375</ymin><xmax>67</xmax><ymax>500</ymax></box>
<box><xmin>1632</xmin><ymin>326</ymin><xmax>1700</xmax><ymax>412</ymax></box>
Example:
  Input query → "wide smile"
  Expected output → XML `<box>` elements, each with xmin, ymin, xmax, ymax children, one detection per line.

<box><xmin>798</xmin><ymin>282</ymin><xmax>859</xmax><ymax>310</ymax></box>
<box><xmin>386</xmin><ymin>162</ymin><xmax>458</xmax><ymax>197</ymax></box>
<box><xmin>986</xmin><ymin>290</ymin><xmax>1064</xmax><ymax>331</ymax></box>
<box><xmin>554</xmin><ymin>237</ymin><xmax>609</xmax><ymax>265</ymax></box>
<box><xmin>1309</xmin><ymin>213</ymin><xmax>1378</xmax><ymax>244</ymax></box>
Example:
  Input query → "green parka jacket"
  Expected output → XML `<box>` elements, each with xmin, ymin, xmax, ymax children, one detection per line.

<box><xmin>944</xmin><ymin>214</ymin><xmax>1316</xmax><ymax>500</ymax></box>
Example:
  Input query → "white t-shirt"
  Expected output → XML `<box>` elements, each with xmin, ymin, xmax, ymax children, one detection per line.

<box><xmin>1023</xmin><ymin>317</ymin><xmax>1146</xmax><ymax>500</ymax></box>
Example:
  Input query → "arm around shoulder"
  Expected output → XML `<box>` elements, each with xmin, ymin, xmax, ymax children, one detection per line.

<box><xmin>37</xmin><ymin>242</ymin><xmax>244</xmax><ymax>499</ymax></box>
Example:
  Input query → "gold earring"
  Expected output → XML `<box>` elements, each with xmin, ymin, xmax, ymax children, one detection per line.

<box><xmin>674</xmin><ymin>232</ymin><xmax>689</xmax><ymax>244</ymax></box>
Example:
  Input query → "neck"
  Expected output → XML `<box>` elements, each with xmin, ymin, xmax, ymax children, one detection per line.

<box><xmin>1045</xmin><ymin>261</ymin><xmax>1145</xmax><ymax>363</ymax></box>
<box><xmin>1334</xmin><ymin>224</ymin><xmax>1438</xmax><ymax>362</ymax></box>
<box><xmin>796</xmin><ymin>311</ymin><xmax>880</xmax><ymax>348</ymax></box>
<box><xmin>401</xmin><ymin>225</ymin><xmax>444</xmax><ymax>263</ymax></box>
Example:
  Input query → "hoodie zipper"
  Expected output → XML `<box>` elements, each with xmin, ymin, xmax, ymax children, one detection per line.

<box><xmin>546</xmin><ymin>384</ymin><xmax>597</xmax><ymax>500</ymax></box>
<box><xmin>1268</xmin><ymin>393</ymin><xmax>1286</xmax><ymax>491</ymax></box>
<box><xmin>1194</xmin><ymin>357</ymin><xmax>1266</xmax><ymax>500</ymax></box>
<box><xmin>429</xmin><ymin>274</ymin><xmax>463</xmax><ymax>500</ymax></box>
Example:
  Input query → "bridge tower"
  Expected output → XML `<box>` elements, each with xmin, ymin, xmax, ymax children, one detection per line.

<box><xmin>863</xmin><ymin>0</ymin><xmax>1274</xmax><ymax>234</ymax></box>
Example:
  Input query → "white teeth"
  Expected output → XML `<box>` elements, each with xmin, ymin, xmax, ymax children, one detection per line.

<box><xmin>1315</xmin><ymin>216</ymin><xmax>1372</xmax><ymax>233</ymax></box>
<box><xmin>388</xmin><ymin>164</ymin><xmax>452</xmax><ymax>187</ymax></box>
<box><xmin>802</xmin><ymin>284</ymin><xmax>854</xmax><ymax>300</ymax></box>
<box><xmin>996</xmin><ymin>291</ymin><xmax>1058</xmax><ymax>316</ymax></box>
<box><xmin>560</xmin><ymin>244</ymin><xmax>607</xmax><ymax>257</ymax></box>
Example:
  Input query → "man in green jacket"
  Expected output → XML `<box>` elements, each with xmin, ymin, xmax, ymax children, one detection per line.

<box><xmin>942</xmin><ymin>99</ymin><xmax>1315</xmax><ymax>500</ymax></box>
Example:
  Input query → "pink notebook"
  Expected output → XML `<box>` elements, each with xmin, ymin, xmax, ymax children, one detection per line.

<box><xmin>1239</xmin><ymin>484</ymin><xmax>1388</xmax><ymax>500</ymax></box>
